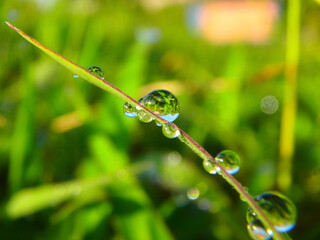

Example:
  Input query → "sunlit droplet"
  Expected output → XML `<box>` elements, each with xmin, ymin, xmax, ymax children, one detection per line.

<box><xmin>137</xmin><ymin>110</ymin><xmax>153</xmax><ymax>123</ymax></box>
<box><xmin>139</xmin><ymin>89</ymin><xmax>180</xmax><ymax>122</ymax></box>
<box><xmin>260</xmin><ymin>95</ymin><xmax>278</xmax><ymax>114</ymax></box>
<box><xmin>123</xmin><ymin>102</ymin><xmax>137</xmax><ymax>118</ymax></box>
<box><xmin>247</xmin><ymin>219</ymin><xmax>273</xmax><ymax>240</ymax></box>
<box><xmin>247</xmin><ymin>192</ymin><xmax>297</xmax><ymax>233</ymax></box>
<box><xmin>155</xmin><ymin>120</ymin><xmax>162</xmax><ymax>127</ymax></box>
<box><xmin>215</xmin><ymin>150</ymin><xmax>240</xmax><ymax>174</ymax></box>
<box><xmin>187</xmin><ymin>188</ymin><xmax>200</xmax><ymax>200</ymax></box>
<box><xmin>73</xmin><ymin>74</ymin><xmax>78</xmax><ymax>78</ymax></box>
<box><xmin>88</xmin><ymin>66</ymin><xmax>104</xmax><ymax>79</ymax></box>
<box><xmin>203</xmin><ymin>159</ymin><xmax>220</xmax><ymax>174</ymax></box>
<box><xmin>162</xmin><ymin>122</ymin><xmax>180</xmax><ymax>139</ymax></box>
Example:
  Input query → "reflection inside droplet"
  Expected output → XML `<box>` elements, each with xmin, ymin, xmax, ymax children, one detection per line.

<box><xmin>247</xmin><ymin>191</ymin><xmax>297</xmax><ymax>233</ymax></box>
<box><xmin>247</xmin><ymin>219</ymin><xmax>273</xmax><ymax>240</ymax></box>
<box><xmin>215</xmin><ymin>150</ymin><xmax>240</xmax><ymax>174</ymax></box>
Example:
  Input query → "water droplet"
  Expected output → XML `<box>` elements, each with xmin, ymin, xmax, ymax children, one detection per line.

<box><xmin>203</xmin><ymin>159</ymin><xmax>220</xmax><ymax>174</ymax></box>
<box><xmin>139</xmin><ymin>89</ymin><xmax>180</xmax><ymax>122</ymax></box>
<box><xmin>187</xmin><ymin>188</ymin><xmax>200</xmax><ymax>200</ymax></box>
<box><xmin>247</xmin><ymin>219</ymin><xmax>273</xmax><ymax>240</ymax></box>
<box><xmin>247</xmin><ymin>192</ymin><xmax>297</xmax><ymax>233</ymax></box>
<box><xmin>123</xmin><ymin>102</ymin><xmax>137</xmax><ymax>118</ymax></box>
<box><xmin>155</xmin><ymin>120</ymin><xmax>162</xmax><ymax>127</ymax></box>
<box><xmin>137</xmin><ymin>110</ymin><xmax>153</xmax><ymax>123</ymax></box>
<box><xmin>88</xmin><ymin>66</ymin><xmax>104</xmax><ymax>79</ymax></box>
<box><xmin>73</xmin><ymin>74</ymin><xmax>78</xmax><ymax>78</ymax></box>
<box><xmin>162</xmin><ymin>122</ymin><xmax>180</xmax><ymax>138</ymax></box>
<box><xmin>260</xmin><ymin>95</ymin><xmax>278</xmax><ymax>114</ymax></box>
<box><xmin>215</xmin><ymin>150</ymin><xmax>240</xmax><ymax>174</ymax></box>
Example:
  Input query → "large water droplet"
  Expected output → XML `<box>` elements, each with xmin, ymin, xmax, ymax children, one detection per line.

<box><xmin>88</xmin><ymin>66</ymin><xmax>104</xmax><ymax>79</ymax></box>
<box><xmin>139</xmin><ymin>89</ymin><xmax>180</xmax><ymax>122</ymax></box>
<box><xmin>247</xmin><ymin>219</ymin><xmax>273</xmax><ymax>240</ymax></box>
<box><xmin>73</xmin><ymin>74</ymin><xmax>78</xmax><ymax>78</ymax></box>
<box><xmin>215</xmin><ymin>150</ymin><xmax>240</xmax><ymax>174</ymax></box>
<box><xmin>123</xmin><ymin>102</ymin><xmax>137</xmax><ymax>118</ymax></box>
<box><xmin>203</xmin><ymin>159</ymin><xmax>220</xmax><ymax>174</ymax></box>
<box><xmin>247</xmin><ymin>192</ymin><xmax>297</xmax><ymax>233</ymax></box>
<box><xmin>162</xmin><ymin>122</ymin><xmax>180</xmax><ymax>138</ymax></box>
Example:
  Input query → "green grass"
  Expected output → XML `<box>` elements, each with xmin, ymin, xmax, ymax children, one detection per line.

<box><xmin>1</xmin><ymin>0</ymin><xmax>320</xmax><ymax>239</ymax></box>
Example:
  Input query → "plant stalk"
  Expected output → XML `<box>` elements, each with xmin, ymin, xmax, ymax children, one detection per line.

<box><xmin>278</xmin><ymin>0</ymin><xmax>300</xmax><ymax>191</ymax></box>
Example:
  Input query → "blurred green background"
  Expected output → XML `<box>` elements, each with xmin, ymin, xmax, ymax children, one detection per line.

<box><xmin>1</xmin><ymin>0</ymin><xmax>320</xmax><ymax>239</ymax></box>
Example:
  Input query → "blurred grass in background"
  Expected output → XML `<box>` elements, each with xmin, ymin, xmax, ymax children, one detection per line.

<box><xmin>1</xmin><ymin>0</ymin><xmax>320</xmax><ymax>239</ymax></box>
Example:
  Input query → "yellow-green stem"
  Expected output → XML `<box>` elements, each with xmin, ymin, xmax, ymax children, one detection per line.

<box><xmin>278</xmin><ymin>0</ymin><xmax>300</xmax><ymax>191</ymax></box>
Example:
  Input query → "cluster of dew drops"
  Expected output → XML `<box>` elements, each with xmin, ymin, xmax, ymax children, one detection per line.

<box><xmin>203</xmin><ymin>153</ymin><xmax>297</xmax><ymax>239</ymax></box>
<box><xmin>73</xmin><ymin>66</ymin><xmax>104</xmax><ymax>79</ymax></box>
<box><xmin>123</xmin><ymin>89</ymin><xmax>181</xmax><ymax>139</ymax></box>
<box><xmin>74</xmin><ymin>67</ymin><xmax>297</xmax><ymax>240</ymax></box>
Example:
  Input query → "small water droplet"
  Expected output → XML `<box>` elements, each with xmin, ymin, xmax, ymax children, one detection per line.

<box><xmin>139</xmin><ymin>89</ymin><xmax>180</xmax><ymax>122</ymax></box>
<box><xmin>155</xmin><ymin>120</ymin><xmax>162</xmax><ymax>127</ymax></box>
<box><xmin>137</xmin><ymin>110</ymin><xmax>153</xmax><ymax>123</ymax></box>
<box><xmin>88</xmin><ymin>66</ymin><xmax>104</xmax><ymax>79</ymax></box>
<box><xmin>215</xmin><ymin>150</ymin><xmax>240</xmax><ymax>175</ymax></box>
<box><xmin>187</xmin><ymin>188</ymin><xmax>200</xmax><ymax>200</ymax></box>
<box><xmin>203</xmin><ymin>159</ymin><xmax>220</xmax><ymax>174</ymax></box>
<box><xmin>135</xmin><ymin>98</ymin><xmax>144</xmax><ymax>111</ymax></box>
<box><xmin>247</xmin><ymin>192</ymin><xmax>297</xmax><ymax>233</ymax></box>
<box><xmin>247</xmin><ymin>219</ymin><xmax>273</xmax><ymax>240</ymax></box>
<box><xmin>260</xmin><ymin>95</ymin><xmax>278</xmax><ymax>114</ymax></box>
<box><xmin>162</xmin><ymin>122</ymin><xmax>180</xmax><ymax>138</ymax></box>
<box><xmin>123</xmin><ymin>102</ymin><xmax>137</xmax><ymax>118</ymax></box>
<box><xmin>73</xmin><ymin>74</ymin><xmax>78</xmax><ymax>78</ymax></box>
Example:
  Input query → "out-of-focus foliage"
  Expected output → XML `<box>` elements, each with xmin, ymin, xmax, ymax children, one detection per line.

<box><xmin>0</xmin><ymin>0</ymin><xmax>319</xmax><ymax>239</ymax></box>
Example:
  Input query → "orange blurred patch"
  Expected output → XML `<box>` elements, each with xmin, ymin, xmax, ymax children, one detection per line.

<box><xmin>199</xmin><ymin>0</ymin><xmax>279</xmax><ymax>44</ymax></box>
<box><xmin>51</xmin><ymin>111</ymin><xmax>84</xmax><ymax>133</ymax></box>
